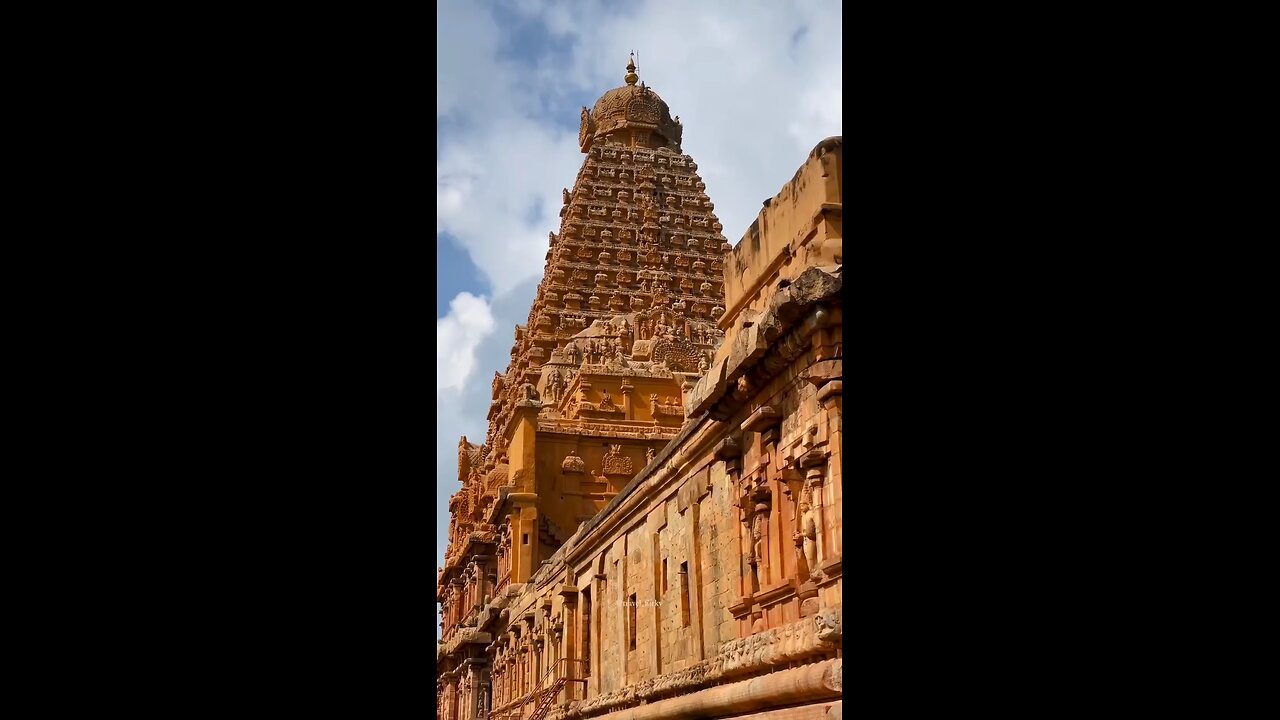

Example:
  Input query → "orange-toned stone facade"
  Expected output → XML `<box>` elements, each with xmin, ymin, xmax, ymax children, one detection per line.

<box><xmin>439</xmin><ymin>59</ymin><xmax>842</xmax><ymax>720</ymax></box>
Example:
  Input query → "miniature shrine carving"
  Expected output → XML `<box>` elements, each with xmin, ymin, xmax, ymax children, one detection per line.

<box><xmin>561</xmin><ymin>450</ymin><xmax>585</xmax><ymax>473</ymax></box>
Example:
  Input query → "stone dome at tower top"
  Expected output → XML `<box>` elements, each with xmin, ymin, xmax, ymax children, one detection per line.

<box><xmin>579</xmin><ymin>55</ymin><xmax>683</xmax><ymax>153</ymax></box>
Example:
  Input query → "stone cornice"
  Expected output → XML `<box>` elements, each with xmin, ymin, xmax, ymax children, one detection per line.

<box><xmin>436</xmin><ymin>627</ymin><xmax>493</xmax><ymax>662</ymax></box>
<box><xmin>688</xmin><ymin>266</ymin><xmax>842</xmax><ymax>422</ymax></box>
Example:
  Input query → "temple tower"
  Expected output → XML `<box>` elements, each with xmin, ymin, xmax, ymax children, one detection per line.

<box><xmin>438</xmin><ymin>57</ymin><xmax>731</xmax><ymax>677</ymax></box>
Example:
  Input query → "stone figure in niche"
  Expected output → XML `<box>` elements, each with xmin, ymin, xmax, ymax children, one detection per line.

<box><xmin>563</xmin><ymin>188</ymin><xmax>571</xmax><ymax>205</ymax></box>
<box><xmin>598</xmin><ymin>389</ymin><xmax>615</xmax><ymax>411</ymax></box>
<box><xmin>650</xmin><ymin>393</ymin><xmax>658</xmax><ymax>409</ymax></box>
<box><xmin>699</xmin><ymin>355</ymin><xmax>709</xmax><ymax>373</ymax></box>
<box><xmin>799</xmin><ymin>483</ymin><xmax>821</xmax><ymax>577</ymax></box>
<box><xmin>565</xmin><ymin>342</ymin><xmax>580</xmax><ymax>366</ymax></box>
<box><xmin>646</xmin><ymin>447</ymin><xmax>655</xmax><ymax>464</ymax></box>
<box><xmin>750</xmin><ymin>504</ymin><xmax>768</xmax><ymax>570</ymax></box>
<box><xmin>547</xmin><ymin>369</ymin><xmax>564</xmax><ymax>403</ymax></box>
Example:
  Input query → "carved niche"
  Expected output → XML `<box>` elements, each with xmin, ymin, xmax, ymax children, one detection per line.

<box><xmin>598</xmin><ymin>389</ymin><xmax>618</xmax><ymax>412</ymax></box>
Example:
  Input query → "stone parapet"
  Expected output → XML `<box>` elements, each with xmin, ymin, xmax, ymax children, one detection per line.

<box><xmin>720</xmin><ymin>137</ymin><xmax>842</xmax><ymax>331</ymax></box>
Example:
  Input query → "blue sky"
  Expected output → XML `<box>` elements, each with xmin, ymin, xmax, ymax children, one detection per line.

<box><xmin>436</xmin><ymin>0</ymin><xmax>842</xmax><ymax>638</ymax></box>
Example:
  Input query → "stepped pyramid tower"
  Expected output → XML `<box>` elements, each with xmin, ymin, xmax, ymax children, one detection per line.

<box><xmin>439</xmin><ymin>56</ymin><xmax>730</xmax><ymax>648</ymax></box>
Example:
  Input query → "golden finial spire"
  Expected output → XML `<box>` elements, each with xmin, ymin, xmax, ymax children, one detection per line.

<box><xmin>624</xmin><ymin>52</ymin><xmax>638</xmax><ymax>86</ymax></box>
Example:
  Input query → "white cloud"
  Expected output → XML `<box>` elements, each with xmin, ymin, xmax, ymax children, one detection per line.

<box><xmin>436</xmin><ymin>292</ymin><xmax>497</xmax><ymax>392</ymax></box>
<box><xmin>436</xmin><ymin>120</ymin><xmax>582</xmax><ymax>298</ymax></box>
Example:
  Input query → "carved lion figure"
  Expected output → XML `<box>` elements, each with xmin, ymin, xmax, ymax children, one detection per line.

<box><xmin>814</xmin><ymin>607</ymin><xmax>842</xmax><ymax>644</ymax></box>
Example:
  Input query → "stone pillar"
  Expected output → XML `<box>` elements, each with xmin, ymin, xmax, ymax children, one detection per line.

<box><xmin>558</xmin><ymin>585</ymin><xmax>578</xmax><ymax>702</ymax></box>
<box><xmin>591</xmin><ymin>570</ymin><xmax>605</xmax><ymax>697</ymax></box>
<box><xmin>514</xmin><ymin>505</ymin><xmax>537</xmax><ymax>584</ymax></box>
<box><xmin>819</xmin><ymin>381</ymin><xmax>842</xmax><ymax>559</ymax></box>
<box><xmin>466</xmin><ymin>663</ymin><xmax>476</xmax><ymax>720</ymax></box>
<box><xmin>443</xmin><ymin>677</ymin><xmax>458</xmax><ymax>720</ymax></box>
<box><xmin>484</xmin><ymin>559</ymin><xmax>497</xmax><ymax>605</ymax></box>
<box><xmin>621</xmin><ymin>381</ymin><xmax>634</xmax><ymax>420</ymax></box>
<box><xmin>451</xmin><ymin>580</ymin><xmax>465</xmax><ymax>626</ymax></box>
<box><xmin>462</xmin><ymin>568</ymin><xmax>474</xmax><ymax>617</ymax></box>
<box><xmin>619</xmin><ymin>535</ymin><xmax>629</xmax><ymax>684</ymax></box>
<box><xmin>496</xmin><ymin>535</ymin><xmax>508</xmax><ymax>590</ymax></box>
<box><xmin>649</xmin><ymin>531</ymin><xmax>663</xmax><ymax>673</ymax></box>
<box><xmin>509</xmin><ymin>403</ymin><xmax>539</xmax><ymax>493</ymax></box>
<box><xmin>687</xmin><ymin>501</ymin><xmax>706</xmax><ymax>662</ymax></box>
<box><xmin>805</xmin><ymin>352</ymin><xmax>842</xmax><ymax>568</ymax></box>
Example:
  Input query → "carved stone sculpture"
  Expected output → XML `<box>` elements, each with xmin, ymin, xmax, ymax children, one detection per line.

<box><xmin>598</xmin><ymin>389</ymin><xmax>616</xmax><ymax>412</ymax></box>
<box><xmin>800</xmin><ymin>486</ymin><xmax>820</xmax><ymax>576</ymax></box>
<box><xmin>814</xmin><ymin>607</ymin><xmax>842</xmax><ymax>643</ymax></box>
<box><xmin>602</xmin><ymin>444</ymin><xmax>634</xmax><ymax>475</ymax></box>
<box><xmin>546</xmin><ymin>369</ymin><xmax>564</xmax><ymax>403</ymax></box>
<box><xmin>561</xmin><ymin>450</ymin><xmax>585</xmax><ymax>473</ymax></box>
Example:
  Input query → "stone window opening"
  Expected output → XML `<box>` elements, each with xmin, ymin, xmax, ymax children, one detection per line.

<box><xmin>629</xmin><ymin>593</ymin><xmax>638</xmax><ymax>651</ymax></box>
<box><xmin>522</xmin><ymin>533</ymin><xmax>529</xmax><ymax>545</ymax></box>
<box><xmin>679</xmin><ymin>562</ymin><xmax>691</xmax><ymax>628</ymax></box>
<box><xmin>661</xmin><ymin>558</ymin><xmax>668</xmax><ymax>595</ymax></box>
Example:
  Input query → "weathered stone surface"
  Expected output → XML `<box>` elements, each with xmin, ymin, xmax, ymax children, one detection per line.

<box><xmin>686</xmin><ymin>357</ymin><xmax>726</xmax><ymax>417</ymax></box>
<box><xmin>438</xmin><ymin>60</ymin><xmax>842</xmax><ymax>720</ymax></box>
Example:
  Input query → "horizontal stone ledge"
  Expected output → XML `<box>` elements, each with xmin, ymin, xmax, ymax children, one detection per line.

<box><xmin>575</xmin><ymin>659</ymin><xmax>841</xmax><ymax>720</ymax></box>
